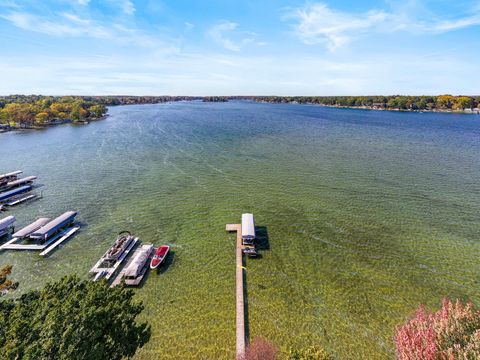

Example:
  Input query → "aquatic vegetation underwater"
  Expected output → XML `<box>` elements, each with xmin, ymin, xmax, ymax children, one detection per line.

<box><xmin>0</xmin><ymin>102</ymin><xmax>479</xmax><ymax>359</ymax></box>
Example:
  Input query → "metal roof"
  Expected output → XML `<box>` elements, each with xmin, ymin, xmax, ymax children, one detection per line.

<box><xmin>0</xmin><ymin>185</ymin><xmax>32</xmax><ymax>202</ymax></box>
<box><xmin>241</xmin><ymin>213</ymin><xmax>255</xmax><ymax>239</ymax></box>
<box><xmin>0</xmin><ymin>171</ymin><xmax>22</xmax><ymax>180</ymax></box>
<box><xmin>12</xmin><ymin>218</ymin><xmax>51</xmax><ymax>239</ymax></box>
<box><xmin>0</xmin><ymin>215</ymin><xmax>16</xmax><ymax>232</ymax></box>
<box><xmin>30</xmin><ymin>211</ymin><xmax>77</xmax><ymax>240</ymax></box>
<box><xmin>6</xmin><ymin>176</ymin><xmax>37</xmax><ymax>188</ymax></box>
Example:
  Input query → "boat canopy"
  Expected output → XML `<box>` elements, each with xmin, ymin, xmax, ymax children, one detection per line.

<box><xmin>124</xmin><ymin>245</ymin><xmax>153</xmax><ymax>278</ymax></box>
<box><xmin>0</xmin><ymin>185</ymin><xmax>32</xmax><ymax>202</ymax></box>
<box><xmin>6</xmin><ymin>176</ymin><xmax>37</xmax><ymax>188</ymax></box>
<box><xmin>30</xmin><ymin>211</ymin><xmax>77</xmax><ymax>241</ymax></box>
<box><xmin>241</xmin><ymin>213</ymin><xmax>255</xmax><ymax>240</ymax></box>
<box><xmin>0</xmin><ymin>215</ymin><xmax>16</xmax><ymax>232</ymax></box>
<box><xmin>12</xmin><ymin>218</ymin><xmax>50</xmax><ymax>239</ymax></box>
<box><xmin>0</xmin><ymin>171</ymin><xmax>22</xmax><ymax>181</ymax></box>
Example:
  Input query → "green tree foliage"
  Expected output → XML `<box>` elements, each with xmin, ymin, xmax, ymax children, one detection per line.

<box><xmin>249</xmin><ymin>95</ymin><xmax>479</xmax><ymax>112</ymax></box>
<box><xmin>0</xmin><ymin>275</ymin><xmax>150</xmax><ymax>360</ymax></box>
<box><xmin>0</xmin><ymin>96</ymin><xmax>108</xmax><ymax>128</ymax></box>
<box><xmin>288</xmin><ymin>346</ymin><xmax>332</xmax><ymax>360</ymax></box>
<box><xmin>0</xmin><ymin>265</ymin><xmax>18</xmax><ymax>295</ymax></box>
<box><xmin>454</xmin><ymin>96</ymin><xmax>473</xmax><ymax>110</ymax></box>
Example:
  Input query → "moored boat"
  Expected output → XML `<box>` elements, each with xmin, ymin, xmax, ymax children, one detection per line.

<box><xmin>150</xmin><ymin>245</ymin><xmax>170</xmax><ymax>269</ymax></box>
<box><xmin>102</xmin><ymin>231</ymin><xmax>135</xmax><ymax>262</ymax></box>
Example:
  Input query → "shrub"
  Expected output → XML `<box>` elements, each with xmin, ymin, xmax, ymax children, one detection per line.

<box><xmin>288</xmin><ymin>345</ymin><xmax>332</xmax><ymax>359</ymax></box>
<box><xmin>239</xmin><ymin>337</ymin><xmax>278</xmax><ymax>360</ymax></box>
<box><xmin>394</xmin><ymin>298</ymin><xmax>480</xmax><ymax>359</ymax></box>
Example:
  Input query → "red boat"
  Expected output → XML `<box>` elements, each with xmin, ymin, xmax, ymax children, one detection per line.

<box><xmin>150</xmin><ymin>245</ymin><xmax>170</xmax><ymax>269</ymax></box>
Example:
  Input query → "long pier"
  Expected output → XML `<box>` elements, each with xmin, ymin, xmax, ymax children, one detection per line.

<box><xmin>226</xmin><ymin>223</ymin><xmax>246</xmax><ymax>358</ymax></box>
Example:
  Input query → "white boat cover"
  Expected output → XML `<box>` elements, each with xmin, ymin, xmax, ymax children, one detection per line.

<box><xmin>0</xmin><ymin>215</ymin><xmax>16</xmax><ymax>232</ymax></box>
<box><xmin>124</xmin><ymin>245</ymin><xmax>154</xmax><ymax>278</ymax></box>
<box><xmin>12</xmin><ymin>218</ymin><xmax>50</xmax><ymax>238</ymax></box>
<box><xmin>30</xmin><ymin>211</ymin><xmax>77</xmax><ymax>240</ymax></box>
<box><xmin>6</xmin><ymin>176</ymin><xmax>37</xmax><ymax>188</ymax></box>
<box><xmin>0</xmin><ymin>171</ymin><xmax>22</xmax><ymax>180</ymax></box>
<box><xmin>241</xmin><ymin>213</ymin><xmax>255</xmax><ymax>240</ymax></box>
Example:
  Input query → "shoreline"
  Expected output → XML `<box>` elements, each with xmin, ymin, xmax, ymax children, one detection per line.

<box><xmin>254</xmin><ymin>101</ymin><xmax>480</xmax><ymax>114</ymax></box>
<box><xmin>0</xmin><ymin>115</ymin><xmax>109</xmax><ymax>134</ymax></box>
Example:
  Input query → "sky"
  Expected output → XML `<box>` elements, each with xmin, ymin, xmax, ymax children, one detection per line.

<box><xmin>0</xmin><ymin>0</ymin><xmax>479</xmax><ymax>95</ymax></box>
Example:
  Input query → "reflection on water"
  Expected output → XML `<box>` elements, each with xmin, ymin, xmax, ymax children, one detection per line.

<box><xmin>0</xmin><ymin>101</ymin><xmax>479</xmax><ymax>359</ymax></box>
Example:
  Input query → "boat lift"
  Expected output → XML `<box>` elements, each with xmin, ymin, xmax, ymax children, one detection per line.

<box><xmin>0</xmin><ymin>211</ymin><xmax>79</xmax><ymax>255</ymax></box>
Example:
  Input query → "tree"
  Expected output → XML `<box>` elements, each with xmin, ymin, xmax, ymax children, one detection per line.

<box><xmin>437</xmin><ymin>95</ymin><xmax>454</xmax><ymax>110</ymax></box>
<box><xmin>453</xmin><ymin>96</ymin><xmax>473</xmax><ymax>111</ymax></box>
<box><xmin>394</xmin><ymin>299</ymin><xmax>480</xmax><ymax>360</ymax></box>
<box><xmin>88</xmin><ymin>104</ymin><xmax>107</xmax><ymax>118</ymax></box>
<box><xmin>0</xmin><ymin>265</ymin><xmax>18</xmax><ymax>296</ymax></box>
<box><xmin>2</xmin><ymin>103</ymin><xmax>36</xmax><ymax>127</ymax></box>
<box><xmin>35</xmin><ymin>111</ymin><xmax>50</xmax><ymax>125</ymax></box>
<box><xmin>0</xmin><ymin>275</ymin><xmax>150</xmax><ymax>359</ymax></box>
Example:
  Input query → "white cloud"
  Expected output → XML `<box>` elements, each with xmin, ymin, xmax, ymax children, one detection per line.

<box><xmin>287</xmin><ymin>3</ymin><xmax>387</xmax><ymax>51</ymax></box>
<box><xmin>120</xmin><ymin>0</ymin><xmax>135</xmax><ymax>15</ymax></box>
<box><xmin>1</xmin><ymin>11</ymin><xmax>111</xmax><ymax>38</ymax></box>
<box><xmin>0</xmin><ymin>10</ymin><xmax>161</xmax><ymax>47</ymax></box>
<box><xmin>287</xmin><ymin>2</ymin><xmax>480</xmax><ymax>51</ymax></box>
<box><xmin>207</xmin><ymin>20</ymin><xmax>241</xmax><ymax>52</ymax></box>
<box><xmin>207</xmin><ymin>21</ymin><xmax>265</xmax><ymax>52</ymax></box>
<box><xmin>429</xmin><ymin>14</ymin><xmax>480</xmax><ymax>32</ymax></box>
<box><xmin>0</xmin><ymin>51</ymin><xmax>476</xmax><ymax>96</ymax></box>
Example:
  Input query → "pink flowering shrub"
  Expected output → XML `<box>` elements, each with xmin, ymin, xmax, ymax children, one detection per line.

<box><xmin>395</xmin><ymin>299</ymin><xmax>480</xmax><ymax>359</ymax></box>
<box><xmin>238</xmin><ymin>338</ymin><xmax>278</xmax><ymax>360</ymax></box>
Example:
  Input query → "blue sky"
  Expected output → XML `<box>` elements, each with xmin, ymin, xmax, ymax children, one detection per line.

<box><xmin>0</xmin><ymin>0</ymin><xmax>479</xmax><ymax>95</ymax></box>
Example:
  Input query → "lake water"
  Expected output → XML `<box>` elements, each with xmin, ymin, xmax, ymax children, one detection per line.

<box><xmin>1</xmin><ymin>101</ymin><xmax>479</xmax><ymax>359</ymax></box>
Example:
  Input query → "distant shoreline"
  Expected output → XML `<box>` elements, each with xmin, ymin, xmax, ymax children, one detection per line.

<box><xmin>2</xmin><ymin>94</ymin><xmax>479</xmax><ymax>134</ymax></box>
<box><xmin>261</xmin><ymin>102</ymin><xmax>480</xmax><ymax>115</ymax></box>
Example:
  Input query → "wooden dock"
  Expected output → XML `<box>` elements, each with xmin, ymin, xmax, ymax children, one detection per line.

<box><xmin>226</xmin><ymin>223</ymin><xmax>246</xmax><ymax>358</ymax></box>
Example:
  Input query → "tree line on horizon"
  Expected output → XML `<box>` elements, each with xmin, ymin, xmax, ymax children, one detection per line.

<box><xmin>249</xmin><ymin>95</ymin><xmax>480</xmax><ymax>111</ymax></box>
<box><xmin>1</xmin><ymin>94</ymin><xmax>479</xmax><ymax>129</ymax></box>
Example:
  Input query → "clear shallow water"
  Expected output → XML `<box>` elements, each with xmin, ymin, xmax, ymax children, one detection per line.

<box><xmin>0</xmin><ymin>101</ymin><xmax>479</xmax><ymax>359</ymax></box>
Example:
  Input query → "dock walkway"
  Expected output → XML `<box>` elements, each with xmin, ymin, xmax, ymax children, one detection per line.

<box><xmin>226</xmin><ymin>223</ymin><xmax>246</xmax><ymax>358</ymax></box>
<box><xmin>39</xmin><ymin>227</ymin><xmax>79</xmax><ymax>256</ymax></box>
<box><xmin>0</xmin><ymin>226</ymin><xmax>79</xmax><ymax>254</ymax></box>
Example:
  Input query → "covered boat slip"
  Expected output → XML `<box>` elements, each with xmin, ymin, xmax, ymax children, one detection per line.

<box><xmin>241</xmin><ymin>213</ymin><xmax>255</xmax><ymax>244</ymax></box>
<box><xmin>0</xmin><ymin>215</ymin><xmax>16</xmax><ymax>237</ymax></box>
<box><xmin>3</xmin><ymin>176</ymin><xmax>37</xmax><ymax>190</ymax></box>
<box><xmin>89</xmin><ymin>237</ymin><xmax>139</xmax><ymax>281</ymax></box>
<box><xmin>0</xmin><ymin>212</ymin><xmax>79</xmax><ymax>255</ymax></box>
<box><xmin>0</xmin><ymin>171</ymin><xmax>22</xmax><ymax>183</ymax></box>
<box><xmin>30</xmin><ymin>211</ymin><xmax>77</xmax><ymax>242</ymax></box>
<box><xmin>0</xmin><ymin>185</ymin><xmax>32</xmax><ymax>202</ymax></box>
<box><xmin>111</xmin><ymin>244</ymin><xmax>155</xmax><ymax>287</ymax></box>
<box><xmin>12</xmin><ymin>218</ymin><xmax>50</xmax><ymax>239</ymax></box>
